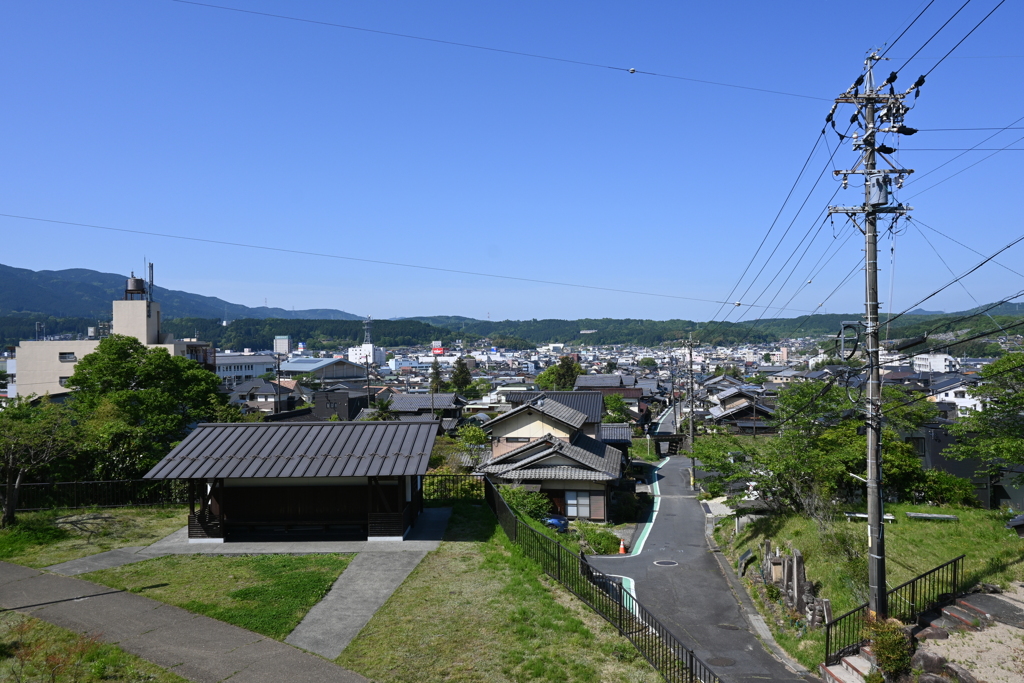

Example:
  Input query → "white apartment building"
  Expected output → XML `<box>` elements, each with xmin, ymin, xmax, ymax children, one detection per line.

<box><xmin>912</xmin><ymin>353</ymin><xmax>960</xmax><ymax>374</ymax></box>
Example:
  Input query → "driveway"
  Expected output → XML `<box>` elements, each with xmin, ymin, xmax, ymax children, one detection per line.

<box><xmin>589</xmin><ymin>457</ymin><xmax>814</xmax><ymax>683</ymax></box>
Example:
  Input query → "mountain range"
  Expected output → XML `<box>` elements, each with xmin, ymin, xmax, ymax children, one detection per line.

<box><xmin>0</xmin><ymin>264</ymin><xmax>362</xmax><ymax>321</ymax></box>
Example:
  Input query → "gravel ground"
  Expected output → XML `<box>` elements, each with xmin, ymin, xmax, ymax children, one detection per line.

<box><xmin>925</xmin><ymin>583</ymin><xmax>1024</xmax><ymax>683</ymax></box>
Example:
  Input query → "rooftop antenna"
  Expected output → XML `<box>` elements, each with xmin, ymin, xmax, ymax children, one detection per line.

<box><xmin>148</xmin><ymin>262</ymin><xmax>154</xmax><ymax>302</ymax></box>
<box><xmin>364</xmin><ymin>317</ymin><xmax>373</xmax><ymax>346</ymax></box>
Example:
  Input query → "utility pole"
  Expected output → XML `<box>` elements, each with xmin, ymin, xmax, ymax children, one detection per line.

<box><xmin>829</xmin><ymin>53</ymin><xmax>921</xmax><ymax>618</ymax></box>
<box><xmin>687</xmin><ymin>334</ymin><xmax>696</xmax><ymax>488</ymax></box>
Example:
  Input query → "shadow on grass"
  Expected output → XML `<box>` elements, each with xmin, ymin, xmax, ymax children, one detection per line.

<box><xmin>962</xmin><ymin>549</ymin><xmax>1024</xmax><ymax>589</ymax></box>
<box><xmin>444</xmin><ymin>501</ymin><xmax>497</xmax><ymax>543</ymax></box>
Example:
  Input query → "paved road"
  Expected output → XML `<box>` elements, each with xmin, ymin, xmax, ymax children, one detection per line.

<box><xmin>590</xmin><ymin>457</ymin><xmax>813</xmax><ymax>683</ymax></box>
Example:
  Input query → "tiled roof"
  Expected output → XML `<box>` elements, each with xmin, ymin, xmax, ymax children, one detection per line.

<box><xmin>485</xmin><ymin>397</ymin><xmax>588</xmax><ymax>432</ymax></box>
<box><xmin>574</xmin><ymin>374</ymin><xmax>633</xmax><ymax>388</ymax></box>
<box><xmin>143</xmin><ymin>422</ymin><xmax>436</xmax><ymax>479</ymax></box>
<box><xmin>477</xmin><ymin>432</ymin><xmax>620</xmax><ymax>480</ymax></box>
<box><xmin>498</xmin><ymin>466</ymin><xmax>615</xmax><ymax>481</ymax></box>
<box><xmin>279</xmin><ymin>357</ymin><xmax>362</xmax><ymax>373</ymax></box>
<box><xmin>388</xmin><ymin>393</ymin><xmax>465</xmax><ymax>411</ymax></box>
<box><xmin>506</xmin><ymin>391</ymin><xmax>604</xmax><ymax>422</ymax></box>
<box><xmin>599</xmin><ymin>423</ymin><xmax>633</xmax><ymax>444</ymax></box>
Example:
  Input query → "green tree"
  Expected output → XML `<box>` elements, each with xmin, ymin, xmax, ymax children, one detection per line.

<box><xmin>946</xmin><ymin>353</ymin><xmax>1024</xmax><ymax>481</ymax></box>
<box><xmin>638</xmin><ymin>358</ymin><xmax>657</xmax><ymax>368</ymax></box>
<box><xmin>762</xmin><ymin>353</ymin><xmax>772</xmax><ymax>363</ymax></box>
<box><xmin>430</xmin><ymin>358</ymin><xmax>444</xmax><ymax>394</ymax></box>
<box><xmin>536</xmin><ymin>356</ymin><xmax>584</xmax><ymax>391</ymax></box>
<box><xmin>604</xmin><ymin>360</ymin><xmax>617</xmax><ymax>374</ymax></box>
<box><xmin>364</xmin><ymin>397</ymin><xmax>397</xmax><ymax>421</ymax></box>
<box><xmin>748</xmin><ymin>373</ymin><xmax>769</xmax><ymax>385</ymax></box>
<box><xmin>460</xmin><ymin>377</ymin><xmax>492</xmax><ymax>401</ymax></box>
<box><xmin>456</xmin><ymin>424</ymin><xmax>488</xmax><ymax>447</ymax></box>
<box><xmin>0</xmin><ymin>398</ymin><xmax>77</xmax><ymax>526</ymax></box>
<box><xmin>450</xmin><ymin>357</ymin><xmax>472</xmax><ymax>394</ymax></box>
<box><xmin>693</xmin><ymin>380</ymin><xmax>936</xmax><ymax>518</ymax></box>
<box><xmin>66</xmin><ymin>335</ymin><xmax>225</xmax><ymax>479</ymax></box>
<box><xmin>603</xmin><ymin>393</ymin><xmax>632</xmax><ymax>423</ymax></box>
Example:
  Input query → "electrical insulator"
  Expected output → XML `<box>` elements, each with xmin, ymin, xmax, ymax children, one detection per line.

<box><xmin>842</xmin><ymin>175</ymin><xmax>849</xmax><ymax>190</ymax></box>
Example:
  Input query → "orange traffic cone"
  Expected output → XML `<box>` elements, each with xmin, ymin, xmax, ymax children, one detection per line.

<box><xmin>619</xmin><ymin>538</ymin><xmax>627</xmax><ymax>554</ymax></box>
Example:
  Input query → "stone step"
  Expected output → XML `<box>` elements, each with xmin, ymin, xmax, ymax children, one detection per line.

<box><xmin>956</xmin><ymin>597</ymin><xmax>992</xmax><ymax>621</ymax></box>
<box><xmin>841</xmin><ymin>654</ymin><xmax>872</xmax><ymax>679</ymax></box>
<box><xmin>941</xmin><ymin>604</ymin><xmax>981</xmax><ymax>630</ymax></box>
<box><xmin>859</xmin><ymin>645</ymin><xmax>877</xmax><ymax>669</ymax></box>
<box><xmin>821</xmin><ymin>663</ymin><xmax>864</xmax><ymax>683</ymax></box>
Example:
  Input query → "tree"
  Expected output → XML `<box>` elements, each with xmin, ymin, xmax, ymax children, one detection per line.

<box><xmin>430</xmin><ymin>358</ymin><xmax>444</xmax><ymax>394</ymax></box>
<box><xmin>692</xmin><ymin>380</ymin><xmax>937</xmax><ymax>519</ymax></box>
<box><xmin>456</xmin><ymin>424</ymin><xmax>488</xmax><ymax>447</ymax></box>
<box><xmin>603</xmin><ymin>393</ymin><xmax>632</xmax><ymax>423</ymax></box>
<box><xmin>536</xmin><ymin>356</ymin><xmax>584</xmax><ymax>391</ymax></box>
<box><xmin>762</xmin><ymin>353</ymin><xmax>772</xmax><ymax>363</ymax></box>
<box><xmin>460</xmin><ymin>377</ymin><xmax>492</xmax><ymax>401</ymax></box>
<box><xmin>451</xmin><ymin>357</ymin><xmax>472</xmax><ymax>394</ymax></box>
<box><xmin>946</xmin><ymin>353</ymin><xmax>1024</xmax><ymax>482</ymax></box>
<box><xmin>748</xmin><ymin>373</ymin><xmax>769</xmax><ymax>385</ymax></box>
<box><xmin>0</xmin><ymin>398</ymin><xmax>76</xmax><ymax>526</ymax></box>
<box><xmin>364</xmin><ymin>397</ymin><xmax>397</xmax><ymax>421</ymax></box>
<box><xmin>66</xmin><ymin>335</ymin><xmax>225</xmax><ymax>479</ymax></box>
<box><xmin>638</xmin><ymin>358</ymin><xmax>657</xmax><ymax>368</ymax></box>
<box><xmin>604</xmin><ymin>360</ymin><xmax>617</xmax><ymax>374</ymax></box>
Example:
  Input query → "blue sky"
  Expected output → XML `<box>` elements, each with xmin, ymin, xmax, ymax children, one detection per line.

<box><xmin>2</xmin><ymin>1</ymin><xmax>1022</xmax><ymax>324</ymax></box>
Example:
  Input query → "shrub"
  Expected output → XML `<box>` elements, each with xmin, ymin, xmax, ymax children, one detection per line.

<box><xmin>499</xmin><ymin>485</ymin><xmax>552</xmax><ymax>520</ymax></box>
<box><xmin>919</xmin><ymin>469</ymin><xmax>977</xmax><ymax>507</ymax></box>
<box><xmin>573</xmin><ymin>521</ymin><xmax>622</xmax><ymax>555</ymax></box>
<box><xmin>862</xmin><ymin>615</ymin><xmax>911</xmax><ymax>680</ymax></box>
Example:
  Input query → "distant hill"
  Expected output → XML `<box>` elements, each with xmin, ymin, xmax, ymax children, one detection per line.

<box><xmin>0</xmin><ymin>264</ymin><xmax>362</xmax><ymax>321</ymax></box>
<box><xmin>907</xmin><ymin>308</ymin><xmax>945</xmax><ymax>315</ymax></box>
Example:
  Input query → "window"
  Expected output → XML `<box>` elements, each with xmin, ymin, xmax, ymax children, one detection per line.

<box><xmin>566</xmin><ymin>491</ymin><xmax>590</xmax><ymax>518</ymax></box>
<box><xmin>506</xmin><ymin>437</ymin><xmax>531</xmax><ymax>443</ymax></box>
<box><xmin>954</xmin><ymin>391</ymin><xmax>966</xmax><ymax>399</ymax></box>
<box><xmin>58</xmin><ymin>376</ymin><xmax>70</xmax><ymax>387</ymax></box>
<box><xmin>58</xmin><ymin>352</ymin><xmax>77</xmax><ymax>362</ymax></box>
<box><xmin>905</xmin><ymin>437</ymin><xmax>926</xmax><ymax>458</ymax></box>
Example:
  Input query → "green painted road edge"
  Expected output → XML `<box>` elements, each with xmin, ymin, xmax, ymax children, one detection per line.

<box><xmin>628</xmin><ymin>457</ymin><xmax>668</xmax><ymax>557</ymax></box>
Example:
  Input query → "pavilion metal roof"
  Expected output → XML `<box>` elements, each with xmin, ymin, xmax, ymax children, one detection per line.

<box><xmin>143</xmin><ymin>421</ymin><xmax>436</xmax><ymax>480</ymax></box>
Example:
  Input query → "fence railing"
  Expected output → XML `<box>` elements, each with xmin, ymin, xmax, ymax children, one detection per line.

<box><xmin>823</xmin><ymin>554</ymin><xmax>965</xmax><ymax>666</ymax></box>
<box><xmin>15</xmin><ymin>480</ymin><xmax>189</xmax><ymax>511</ymax></box>
<box><xmin>422</xmin><ymin>474</ymin><xmax>485</xmax><ymax>501</ymax></box>
<box><xmin>483</xmin><ymin>477</ymin><xmax>721</xmax><ymax>683</ymax></box>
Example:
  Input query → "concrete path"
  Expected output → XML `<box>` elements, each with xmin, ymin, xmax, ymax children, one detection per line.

<box><xmin>0</xmin><ymin>561</ymin><xmax>368</xmax><ymax>683</ymax></box>
<box><xmin>589</xmin><ymin>457</ymin><xmax>815</xmax><ymax>683</ymax></box>
<box><xmin>286</xmin><ymin>551</ymin><xmax>428</xmax><ymax>659</ymax></box>
<box><xmin>45</xmin><ymin>507</ymin><xmax>453</xmax><ymax>576</ymax></box>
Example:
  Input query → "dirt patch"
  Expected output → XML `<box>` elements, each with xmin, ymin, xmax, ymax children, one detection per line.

<box><xmin>926</xmin><ymin>584</ymin><xmax>1024</xmax><ymax>683</ymax></box>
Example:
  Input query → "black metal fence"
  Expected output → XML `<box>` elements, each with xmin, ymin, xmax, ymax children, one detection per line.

<box><xmin>824</xmin><ymin>554</ymin><xmax>965</xmax><ymax>666</ymax></box>
<box><xmin>483</xmin><ymin>477</ymin><xmax>721</xmax><ymax>683</ymax></box>
<box><xmin>422</xmin><ymin>474</ymin><xmax>485</xmax><ymax>501</ymax></box>
<box><xmin>15</xmin><ymin>480</ymin><xmax>189</xmax><ymax>511</ymax></box>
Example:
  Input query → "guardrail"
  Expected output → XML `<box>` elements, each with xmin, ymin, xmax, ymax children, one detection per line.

<box><xmin>824</xmin><ymin>554</ymin><xmax>965</xmax><ymax>666</ymax></box>
<box><xmin>483</xmin><ymin>477</ymin><xmax>720</xmax><ymax>683</ymax></box>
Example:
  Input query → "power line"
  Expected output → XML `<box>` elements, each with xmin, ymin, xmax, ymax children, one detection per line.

<box><xmin>916</xmin><ymin>127</ymin><xmax>1024</xmax><ymax>131</ymax></box>
<box><xmin>922</xmin><ymin>0</ymin><xmax>1007</xmax><ymax>77</ymax></box>
<box><xmin>899</xmin><ymin>148</ymin><xmax>1024</xmax><ymax>150</ymax></box>
<box><xmin>907</xmin><ymin>132</ymin><xmax>1024</xmax><ymax>197</ymax></box>
<box><xmin>879</xmin><ymin>0</ymin><xmax>937</xmax><ymax>58</ymax></box>
<box><xmin>883</xmin><ymin>232</ymin><xmax>1024</xmax><ymax>327</ymax></box>
<box><xmin>172</xmin><ymin>0</ymin><xmax>830</xmax><ymax>101</ymax></box>
<box><xmin>895</xmin><ymin>0</ymin><xmax>974</xmax><ymax>75</ymax></box>
<box><xmin>910</xmin><ymin>217</ymin><xmax>1024</xmax><ymax>279</ymax></box>
<box><xmin>903</xmin><ymin>114</ymin><xmax>1024</xmax><ymax>187</ymax></box>
<box><xmin>0</xmin><ymin>211</ymin><xmax>820</xmax><ymax>314</ymax></box>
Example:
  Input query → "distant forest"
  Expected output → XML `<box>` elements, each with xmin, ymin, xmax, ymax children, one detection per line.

<box><xmin>2</xmin><ymin>304</ymin><xmax>1020</xmax><ymax>353</ymax></box>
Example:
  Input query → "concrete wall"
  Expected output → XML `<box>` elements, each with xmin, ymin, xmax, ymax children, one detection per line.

<box><xmin>13</xmin><ymin>340</ymin><xmax>100</xmax><ymax>397</ymax></box>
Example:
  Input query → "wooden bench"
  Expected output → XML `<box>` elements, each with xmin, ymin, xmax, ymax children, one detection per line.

<box><xmin>844</xmin><ymin>512</ymin><xmax>895</xmax><ymax>523</ymax></box>
<box><xmin>905</xmin><ymin>512</ymin><xmax>959</xmax><ymax>522</ymax></box>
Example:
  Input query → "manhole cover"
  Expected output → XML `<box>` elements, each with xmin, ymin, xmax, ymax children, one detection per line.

<box><xmin>717</xmin><ymin>624</ymin><xmax>741</xmax><ymax>630</ymax></box>
<box><xmin>653</xmin><ymin>560</ymin><xmax>678</xmax><ymax>567</ymax></box>
<box><xmin>707</xmin><ymin>657</ymin><xmax>736</xmax><ymax>667</ymax></box>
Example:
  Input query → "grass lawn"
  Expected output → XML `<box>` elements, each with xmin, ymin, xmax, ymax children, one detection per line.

<box><xmin>86</xmin><ymin>554</ymin><xmax>353</xmax><ymax>640</ymax></box>
<box><xmin>0</xmin><ymin>506</ymin><xmax>188</xmax><ymax>568</ymax></box>
<box><xmin>0</xmin><ymin>610</ymin><xmax>189</xmax><ymax>683</ymax></box>
<box><xmin>338</xmin><ymin>502</ymin><xmax>660</xmax><ymax>683</ymax></box>
<box><xmin>714</xmin><ymin>502</ymin><xmax>1024</xmax><ymax>670</ymax></box>
<box><xmin>629</xmin><ymin>438</ymin><xmax>660</xmax><ymax>463</ymax></box>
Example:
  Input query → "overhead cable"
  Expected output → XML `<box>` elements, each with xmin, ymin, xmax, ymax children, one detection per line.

<box><xmin>0</xmin><ymin>212</ymin><xmax>820</xmax><ymax>313</ymax></box>
<box><xmin>171</xmin><ymin>0</ymin><xmax>829</xmax><ymax>101</ymax></box>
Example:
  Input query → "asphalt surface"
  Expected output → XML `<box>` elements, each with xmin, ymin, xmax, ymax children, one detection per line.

<box><xmin>590</xmin><ymin>457</ymin><xmax>812</xmax><ymax>683</ymax></box>
<box><xmin>0</xmin><ymin>562</ymin><xmax>368</xmax><ymax>683</ymax></box>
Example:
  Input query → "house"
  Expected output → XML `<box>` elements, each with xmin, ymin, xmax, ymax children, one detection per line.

<box><xmin>927</xmin><ymin>376</ymin><xmax>982</xmax><ymax>416</ymax></box>
<box><xmin>707</xmin><ymin>386</ymin><xmax>775</xmax><ymax>432</ymax></box>
<box><xmin>506</xmin><ymin>390</ymin><xmax>633</xmax><ymax>455</ymax></box>
<box><xmin>229</xmin><ymin>378</ymin><xmax>297</xmax><ymax>414</ymax></box>
<box><xmin>477</xmin><ymin>433</ymin><xmax>624</xmax><ymax>521</ymax></box>
<box><xmin>387</xmin><ymin>393</ymin><xmax>467</xmax><ymax>420</ymax></box>
<box><xmin>143</xmin><ymin>421</ymin><xmax>437</xmax><ymax>542</ymax></box>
